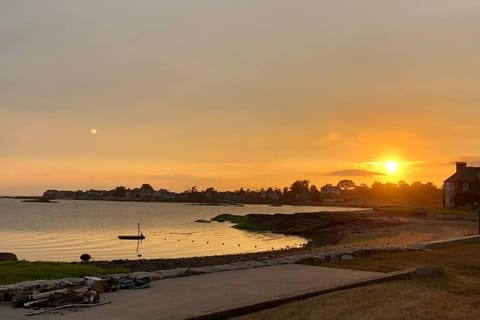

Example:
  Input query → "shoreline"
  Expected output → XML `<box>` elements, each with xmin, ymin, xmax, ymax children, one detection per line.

<box><xmin>2</xmin><ymin>196</ymin><xmax>373</xmax><ymax>209</ymax></box>
<box><xmin>89</xmin><ymin>207</ymin><xmax>477</xmax><ymax>272</ymax></box>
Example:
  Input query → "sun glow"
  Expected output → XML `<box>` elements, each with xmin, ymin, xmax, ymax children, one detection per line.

<box><xmin>385</xmin><ymin>161</ymin><xmax>399</xmax><ymax>174</ymax></box>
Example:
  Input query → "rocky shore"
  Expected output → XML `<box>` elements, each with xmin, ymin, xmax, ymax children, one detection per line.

<box><xmin>90</xmin><ymin>207</ymin><xmax>478</xmax><ymax>272</ymax></box>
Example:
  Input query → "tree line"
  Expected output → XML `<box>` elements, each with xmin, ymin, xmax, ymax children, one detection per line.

<box><xmin>44</xmin><ymin>179</ymin><xmax>443</xmax><ymax>205</ymax></box>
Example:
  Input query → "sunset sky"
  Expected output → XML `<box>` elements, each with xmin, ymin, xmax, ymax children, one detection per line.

<box><xmin>2</xmin><ymin>1</ymin><xmax>480</xmax><ymax>195</ymax></box>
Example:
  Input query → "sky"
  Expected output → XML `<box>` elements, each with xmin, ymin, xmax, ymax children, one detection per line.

<box><xmin>2</xmin><ymin>0</ymin><xmax>480</xmax><ymax>195</ymax></box>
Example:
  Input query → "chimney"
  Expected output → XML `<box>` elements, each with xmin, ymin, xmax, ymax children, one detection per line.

<box><xmin>456</xmin><ymin>162</ymin><xmax>467</xmax><ymax>172</ymax></box>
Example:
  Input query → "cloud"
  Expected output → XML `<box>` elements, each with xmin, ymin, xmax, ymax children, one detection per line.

<box><xmin>326</xmin><ymin>169</ymin><xmax>385</xmax><ymax>177</ymax></box>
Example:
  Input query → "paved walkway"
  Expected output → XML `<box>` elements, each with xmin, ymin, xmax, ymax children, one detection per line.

<box><xmin>0</xmin><ymin>264</ymin><xmax>384</xmax><ymax>320</ymax></box>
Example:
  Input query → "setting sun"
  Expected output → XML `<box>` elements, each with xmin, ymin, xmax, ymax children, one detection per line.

<box><xmin>385</xmin><ymin>161</ymin><xmax>399</xmax><ymax>174</ymax></box>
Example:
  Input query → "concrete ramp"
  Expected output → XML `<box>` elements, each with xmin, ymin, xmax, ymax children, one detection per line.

<box><xmin>0</xmin><ymin>264</ymin><xmax>391</xmax><ymax>320</ymax></box>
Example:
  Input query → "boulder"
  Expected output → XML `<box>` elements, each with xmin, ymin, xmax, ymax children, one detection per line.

<box><xmin>341</xmin><ymin>254</ymin><xmax>355</xmax><ymax>261</ymax></box>
<box><xmin>0</xmin><ymin>253</ymin><xmax>17</xmax><ymax>261</ymax></box>
<box><xmin>128</xmin><ymin>271</ymin><xmax>161</xmax><ymax>281</ymax></box>
<box><xmin>158</xmin><ymin>268</ymin><xmax>191</xmax><ymax>278</ymax></box>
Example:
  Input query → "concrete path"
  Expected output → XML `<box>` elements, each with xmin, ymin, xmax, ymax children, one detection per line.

<box><xmin>0</xmin><ymin>265</ymin><xmax>385</xmax><ymax>320</ymax></box>
<box><xmin>413</xmin><ymin>234</ymin><xmax>480</xmax><ymax>249</ymax></box>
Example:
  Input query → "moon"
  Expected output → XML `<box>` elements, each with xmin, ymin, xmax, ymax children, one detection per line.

<box><xmin>90</xmin><ymin>128</ymin><xmax>97</xmax><ymax>135</ymax></box>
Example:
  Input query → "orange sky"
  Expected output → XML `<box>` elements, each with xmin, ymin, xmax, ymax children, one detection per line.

<box><xmin>2</xmin><ymin>1</ymin><xmax>480</xmax><ymax>195</ymax></box>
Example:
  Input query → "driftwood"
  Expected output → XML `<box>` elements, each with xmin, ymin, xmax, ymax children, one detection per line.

<box><xmin>30</xmin><ymin>288</ymin><xmax>72</xmax><ymax>301</ymax></box>
<box><xmin>4</xmin><ymin>274</ymin><xmax>138</xmax><ymax>312</ymax></box>
<box><xmin>23</xmin><ymin>298</ymin><xmax>49</xmax><ymax>308</ymax></box>
<box><xmin>25</xmin><ymin>301</ymin><xmax>112</xmax><ymax>316</ymax></box>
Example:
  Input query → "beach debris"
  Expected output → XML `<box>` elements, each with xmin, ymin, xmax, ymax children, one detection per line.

<box><xmin>0</xmin><ymin>274</ymin><xmax>134</xmax><ymax>313</ymax></box>
<box><xmin>26</xmin><ymin>301</ymin><xmax>111</xmax><ymax>316</ymax></box>
<box><xmin>118</xmin><ymin>278</ymin><xmax>151</xmax><ymax>289</ymax></box>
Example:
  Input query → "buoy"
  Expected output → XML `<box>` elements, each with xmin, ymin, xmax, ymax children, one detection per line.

<box><xmin>206</xmin><ymin>241</ymin><xmax>209</xmax><ymax>244</ymax></box>
<box><xmin>192</xmin><ymin>240</ymin><xmax>195</xmax><ymax>242</ymax></box>
<box><xmin>222</xmin><ymin>243</ymin><xmax>224</xmax><ymax>245</ymax></box>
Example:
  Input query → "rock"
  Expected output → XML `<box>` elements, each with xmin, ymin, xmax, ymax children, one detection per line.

<box><xmin>229</xmin><ymin>261</ymin><xmax>265</xmax><ymax>269</ymax></box>
<box><xmin>128</xmin><ymin>271</ymin><xmax>160</xmax><ymax>281</ymax></box>
<box><xmin>158</xmin><ymin>268</ymin><xmax>190</xmax><ymax>278</ymax></box>
<box><xmin>0</xmin><ymin>253</ymin><xmax>17</xmax><ymax>261</ymax></box>
<box><xmin>296</xmin><ymin>257</ymin><xmax>326</xmax><ymax>264</ymax></box>
<box><xmin>328</xmin><ymin>255</ymin><xmax>340</xmax><ymax>263</ymax></box>
<box><xmin>352</xmin><ymin>248</ymin><xmax>374</xmax><ymax>257</ymax></box>
<box><xmin>107</xmin><ymin>273</ymin><xmax>129</xmax><ymax>281</ymax></box>
<box><xmin>194</xmin><ymin>219</ymin><xmax>211</xmax><ymax>223</ymax></box>
<box><xmin>341</xmin><ymin>254</ymin><xmax>355</xmax><ymax>261</ymax></box>
<box><xmin>203</xmin><ymin>264</ymin><xmax>240</xmax><ymax>272</ymax></box>
<box><xmin>339</xmin><ymin>249</ymin><xmax>355</xmax><ymax>256</ymax></box>
<box><xmin>414</xmin><ymin>266</ymin><xmax>445</xmax><ymax>278</ymax></box>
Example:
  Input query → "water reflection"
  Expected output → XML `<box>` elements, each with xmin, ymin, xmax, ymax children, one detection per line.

<box><xmin>0</xmin><ymin>199</ymin><xmax>364</xmax><ymax>262</ymax></box>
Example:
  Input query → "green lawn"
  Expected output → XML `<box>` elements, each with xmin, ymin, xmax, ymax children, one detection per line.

<box><xmin>0</xmin><ymin>261</ymin><xmax>129</xmax><ymax>285</ymax></box>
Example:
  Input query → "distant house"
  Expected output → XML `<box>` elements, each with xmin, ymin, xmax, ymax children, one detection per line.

<box><xmin>444</xmin><ymin>162</ymin><xmax>480</xmax><ymax>208</ymax></box>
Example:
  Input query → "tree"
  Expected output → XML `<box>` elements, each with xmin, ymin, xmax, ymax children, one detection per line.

<box><xmin>113</xmin><ymin>186</ymin><xmax>127</xmax><ymax>198</ymax></box>
<box><xmin>290</xmin><ymin>180</ymin><xmax>310</xmax><ymax>195</ymax></box>
<box><xmin>140</xmin><ymin>184</ymin><xmax>154</xmax><ymax>192</ymax></box>
<box><xmin>337</xmin><ymin>180</ymin><xmax>356</xmax><ymax>191</ymax></box>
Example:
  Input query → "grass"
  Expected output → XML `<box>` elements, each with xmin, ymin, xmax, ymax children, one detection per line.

<box><xmin>235</xmin><ymin>243</ymin><xmax>480</xmax><ymax>320</ymax></box>
<box><xmin>0</xmin><ymin>261</ymin><xmax>129</xmax><ymax>285</ymax></box>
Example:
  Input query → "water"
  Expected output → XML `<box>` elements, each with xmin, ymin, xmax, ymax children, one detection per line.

<box><xmin>0</xmin><ymin>199</ymin><xmax>364</xmax><ymax>262</ymax></box>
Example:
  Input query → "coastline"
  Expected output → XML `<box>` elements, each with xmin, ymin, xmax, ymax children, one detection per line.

<box><xmin>90</xmin><ymin>207</ymin><xmax>478</xmax><ymax>272</ymax></box>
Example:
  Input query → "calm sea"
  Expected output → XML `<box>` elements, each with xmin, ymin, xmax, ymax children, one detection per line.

<box><xmin>0</xmin><ymin>199</ymin><xmax>364</xmax><ymax>262</ymax></box>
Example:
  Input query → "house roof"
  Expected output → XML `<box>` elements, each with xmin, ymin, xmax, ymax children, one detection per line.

<box><xmin>444</xmin><ymin>167</ymin><xmax>480</xmax><ymax>183</ymax></box>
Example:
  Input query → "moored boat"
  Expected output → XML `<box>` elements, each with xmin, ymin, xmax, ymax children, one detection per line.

<box><xmin>118</xmin><ymin>223</ymin><xmax>145</xmax><ymax>240</ymax></box>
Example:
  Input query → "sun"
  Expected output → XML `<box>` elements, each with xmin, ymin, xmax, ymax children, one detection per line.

<box><xmin>385</xmin><ymin>161</ymin><xmax>399</xmax><ymax>174</ymax></box>
<box><xmin>90</xmin><ymin>128</ymin><xmax>97</xmax><ymax>135</ymax></box>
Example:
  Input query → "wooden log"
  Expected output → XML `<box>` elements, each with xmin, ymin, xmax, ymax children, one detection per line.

<box><xmin>24</xmin><ymin>299</ymin><xmax>49</xmax><ymax>308</ymax></box>
<box><xmin>26</xmin><ymin>301</ymin><xmax>111</xmax><ymax>316</ymax></box>
<box><xmin>12</xmin><ymin>292</ymin><xmax>30</xmax><ymax>308</ymax></box>
<box><xmin>83</xmin><ymin>290</ymin><xmax>99</xmax><ymax>304</ymax></box>
<box><xmin>30</xmin><ymin>288</ymin><xmax>71</xmax><ymax>301</ymax></box>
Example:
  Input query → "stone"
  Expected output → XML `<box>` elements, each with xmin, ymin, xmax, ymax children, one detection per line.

<box><xmin>352</xmin><ymin>248</ymin><xmax>374</xmax><ymax>257</ymax></box>
<box><xmin>229</xmin><ymin>261</ymin><xmax>263</xmax><ymax>269</ymax></box>
<box><xmin>339</xmin><ymin>249</ymin><xmax>355</xmax><ymax>256</ymax></box>
<box><xmin>158</xmin><ymin>268</ymin><xmax>190</xmax><ymax>278</ymax></box>
<box><xmin>189</xmin><ymin>266</ymin><xmax>214</xmax><ymax>274</ymax></box>
<box><xmin>128</xmin><ymin>271</ymin><xmax>161</xmax><ymax>281</ymax></box>
<box><xmin>209</xmin><ymin>264</ymin><xmax>242</xmax><ymax>272</ymax></box>
<box><xmin>296</xmin><ymin>256</ymin><xmax>326</xmax><ymax>264</ymax></box>
<box><xmin>341</xmin><ymin>254</ymin><xmax>355</xmax><ymax>261</ymax></box>
<box><xmin>0</xmin><ymin>252</ymin><xmax>17</xmax><ymax>261</ymax></box>
<box><xmin>414</xmin><ymin>266</ymin><xmax>445</xmax><ymax>278</ymax></box>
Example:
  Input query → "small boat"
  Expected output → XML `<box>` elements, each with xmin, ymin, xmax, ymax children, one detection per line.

<box><xmin>119</xmin><ymin>223</ymin><xmax>145</xmax><ymax>240</ymax></box>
